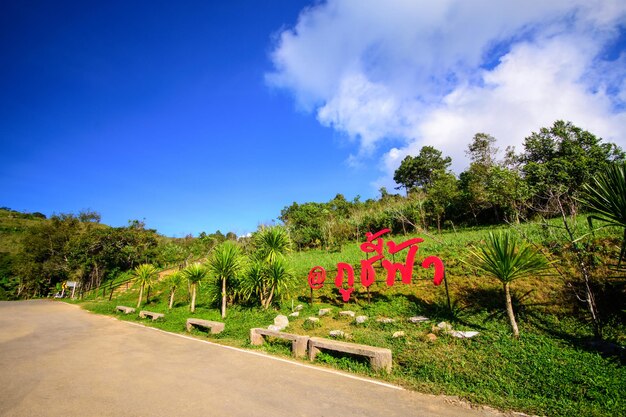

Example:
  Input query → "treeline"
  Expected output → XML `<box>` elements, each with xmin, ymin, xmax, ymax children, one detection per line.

<box><xmin>280</xmin><ymin>120</ymin><xmax>624</xmax><ymax>249</ymax></box>
<box><xmin>0</xmin><ymin>209</ymin><xmax>238</xmax><ymax>299</ymax></box>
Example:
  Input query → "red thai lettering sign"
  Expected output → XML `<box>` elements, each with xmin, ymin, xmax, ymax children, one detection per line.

<box><xmin>307</xmin><ymin>229</ymin><xmax>445</xmax><ymax>302</ymax></box>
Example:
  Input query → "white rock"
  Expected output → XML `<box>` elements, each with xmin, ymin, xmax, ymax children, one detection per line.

<box><xmin>289</xmin><ymin>311</ymin><xmax>300</xmax><ymax>317</ymax></box>
<box><xmin>329</xmin><ymin>330</ymin><xmax>345</xmax><ymax>338</ymax></box>
<box><xmin>392</xmin><ymin>331</ymin><xmax>405</xmax><ymax>338</ymax></box>
<box><xmin>376</xmin><ymin>317</ymin><xmax>395</xmax><ymax>324</ymax></box>
<box><xmin>355</xmin><ymin>315</ymin><xmax>368</xmax><ymax>324</ymax></box>
<box><xmin>318</xmin><ymin>308</ymin><xmax>332</xmax><ymax>316</ymax></box>
<box><xmin>449</xmin><ymin>331</ymin><xmax>479</xmax><ymax>339</ymax></box>
<box><xmin>307</xmin><ymin>317</ymin><xmax>320</xmax><ymax>323</ymax></box>
<box><xmin>436</xmin><ymin>321</ymin><xmax>453</xmax><ymax>332</ymax></box>
<box><xmin>339</xmin><ymin>310</ymin><xmax>355</xmax><ymax>317</ymax></box>
<box><xmin>267</xmin><ymin>325</ymin><xmax>282</xmax><ymax>332</ymax></box>
<box><xmin>295</xmin><ymin>304</ymin><xmax>303</xmax><ymax>311</ymax></box>
<box><xmin>274</xmin><ymin>315</ymin><xmax>289</xmax><ymax>330</ymax></box>
<box><xmin>408</xmin><ymin>316</ymin><xmax>429</xmax><ymax>323</ymax></box>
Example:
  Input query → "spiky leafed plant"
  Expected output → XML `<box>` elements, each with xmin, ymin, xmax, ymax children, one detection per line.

<box><xmin>241</xmin><ymin>257</ymin><xmax>296</xmax><ymax>309</ymax></box>
<box><xmin>468</xmin><ymin>231</ymin><xmax>550</xmax><ymax>338</ymax></box>
<box><xmin>133</xmin><ymin>263</ymin><xmax>159</xmax><ymax>308</ymax></box>
<box><xmin>253</xmin><ymin>226</ymin><xmax>291</xmax><ymax>264</ymax></box>
<box><xmin>182</xmin><ymin>263</ymin><xmax>208</xmax><ymax>313</ymax></box>
<box><xmin>163</xmin><ymin>271</ymin><xmax>182</xmax><ymax>310</ymax></box>
<box><xmin>579</xmin><ymin>161</ymin><xmax>626</xmax><ymax>268</ymax></box>
<box><xmin>206</xmin><ymin>241</ymin><xmax>244</xmax><ymax>318</ymax></box>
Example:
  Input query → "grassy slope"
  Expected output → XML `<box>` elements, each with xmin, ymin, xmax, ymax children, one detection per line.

<box><xmin>0</xmin><ymin>209</ymin><xmax>46</xmax><ymax>254</ymax></box>
<box><xmin>77</xmin><ymin>218</ymin><xmax>625</xmax><ymax>417</ymax></box>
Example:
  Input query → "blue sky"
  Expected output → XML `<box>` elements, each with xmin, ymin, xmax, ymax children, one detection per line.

<box><xmin>2</xmin><ymin>1</ymin><xmax>625</xmax><ymax>237</ymax></box>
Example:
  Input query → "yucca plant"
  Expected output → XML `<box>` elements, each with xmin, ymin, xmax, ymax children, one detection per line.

<box><xmin>468</xmin><ymin>231</ymin><xmax>550</xmax><ymax>338</ymax></box>
<box><xmin>182</xmin><ymin>263</ymin><xmax>208</xmax><ymax>313</ymax></box>
<box><xmin>133</xmin><ymin>263</ymin><xmax>159</xmax><ymax>308</ymax></box>
<box><xmin>241</xmin><ymin>257</ymin><xmax>295</xmax><ymax>309</ymax></box>
<box><xmin>163</xmin><ymin>271</ymin><xmax>182</xmax><ymax>310</ymax></box>
<box><xmin>206</xmin><ymin>241</ymin><xmax>244</xmax><ymax>318</ymax></box>
<box><xmin>579</xmin><ymin>161</ymin><xmax>626</xmax><ymax>268</ymax></box>
<box><xmin>253</xmin><ymin>226</ymin><xmax>291</xmax><ymax>263</ymax></box>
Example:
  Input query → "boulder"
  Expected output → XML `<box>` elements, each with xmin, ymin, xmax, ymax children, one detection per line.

<box><xmin>274</xmin><ymin>315</ymin><xmax>289</xmax><ymax>330</ymax></box>
<box><xmin>295</xmin><ymin>304</ymin><xmax>303</xmax><ymax>311</ymax></box>
<box><xmin>318</xmin><ymin>308</ymin><xmax>332</xmax><ymax>316</ymax></box>
<box><xmin>329</xmin><ymin>330</ymin><xmax>345</xmax><ymax>338</ymax></box>
<box><xmin>289</xmin><ymin>311</ymin><xmax>300</xmax><ymax>317</ymax></box>
<box><xmin>355</xmin><ymin>315</ymin><xmax>368</xmax><ymax>324</ymax></box>
<box><xmin>392</xmin><ymin>331</ymin><xmax>405</xmax><ymax>338</ymax></box>
<box><xmin>339</xmin><ymin>310</ymin><xmax>355</xmax><ymax>317</ymax></box>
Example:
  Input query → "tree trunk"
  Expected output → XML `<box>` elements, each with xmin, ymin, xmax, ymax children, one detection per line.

<box><xmin>190</xmin><ymin>283</ymin><xmax>197</xmax><ymax>313</ymax></box>
<box><xmin>168</xmin><ymin>288</ymin><xmax>175</xmax><ymax>310</ymax></box>
<box><xmin>504</xmin><ymin>282</ymin><xmax>519</xmax><ymax>338</ymax></box>
<box><xmin>221</xmin><ymin>277</ymin><xmax>227</xmax><ymax>318</ymax></box>
<box><xmin>137</xmin><ymin>283</ymin><xmax>144</xmax><ymax>309</ymax></box>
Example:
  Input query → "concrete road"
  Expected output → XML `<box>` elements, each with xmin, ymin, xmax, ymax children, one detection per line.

<box><xmin>0</xmin><ymin>300</ymin><xmax>508</xmax><ymax>417</ymax></box>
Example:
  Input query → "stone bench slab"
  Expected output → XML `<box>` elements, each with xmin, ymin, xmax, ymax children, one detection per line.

<box><xmin>139</xmin><ymin>310</ymin><xmax>164</xmax><ymax>320</ymax></box>
<box><xmin>308</xmin><ymin>337</ymin><xmax>392</xmax><ymax>373</ymax></box>
<box><xmin>250</xmin><ymin>328</ymin><xmax>309</xmax><ymax>358</ymax></box>
<box><xmin>116</xmin><ymin>306</ymin><xmax>135</xmax><ymax>314</ymax></box>
<box><xmin>186</xmin><ymin>318</ymin><xmax>225</xmax><ymax>334</ymax></box>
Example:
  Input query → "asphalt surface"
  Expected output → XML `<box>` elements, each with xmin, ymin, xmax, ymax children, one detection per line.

<box><xmin>0</xmin><ymin>300</ymin><xmax>510</xmax><ymax>417</ymax></box>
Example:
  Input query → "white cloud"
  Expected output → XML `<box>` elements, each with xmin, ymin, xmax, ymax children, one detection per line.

<box><xmin>267</xmin><ymin>0</ymin><xmax>626</xmax><ymax>188</ymax></box>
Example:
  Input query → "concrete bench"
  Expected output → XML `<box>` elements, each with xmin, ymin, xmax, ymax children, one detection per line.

<box><xmin>139</xmin><ymin>310</ymin><xmax>164</xmax><ymax>321</ymax></box>
<box><xmin>186</xmin><ymin>318</ymin><xmax>225</xmax><ymax>335</ymax></box>
<box><xmin>308</xmin><ymin>337</ymin><xmax>392</xmax><ymax>373</ymax></box>
<box><xmin>116</xmin><ymin>306</ymin><xmax>135</xmax><ymax>314</ymax></box>
<box><xmin>250</xmin><ymin>328</ymin><xmax>309</xmax><ymax>358</ymax></box>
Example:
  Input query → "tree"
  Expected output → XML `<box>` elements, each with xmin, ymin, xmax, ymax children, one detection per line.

<box><xmin>579</xmin><ymin>161</ymin><xmax>626</xmax><ymax>268</ymax></box>
<box><xmin>425</xmin><ymin>170</ymin><xmax>459</xmax><ymax>232</ymax></box>
<box><xmin>393</xmin><ymin>146</ymin><xmax>452</xmax><ymax>193</ymax></box>
<box><xmin>206</xmin><ymin>241</ymin><xmax>244</xmax><ymax>318</ymax></box>
<box><xmin>182</xmin><ymin>263</ymin><xmax>208</xmax><ymax>313</ymax></box>
<box><xmin>468</xmin><ymin>231</ymin><xmax>550</xmax><ymax>338</ymax></box>
<box><xmin>241</xmin><ymin>226</ymin><xmax>296</xmax><ymax>309</ymax></box>
<box><xmin>163</xmin><ymin>271</ymin><xmax>182</xmax><ymax>310</ymax></box>
<box><xmin>133</xmin><ymin>263</ymin><xmax>159</xmax><ymax>308</ymax></box>
<box><xmin>521</xmin><ymin>120</ymin><xmax>624</xmax><ymax>214</ymax></box>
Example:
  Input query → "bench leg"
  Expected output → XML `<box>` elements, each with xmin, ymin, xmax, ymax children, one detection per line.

<box><xmin>292</xmin><ymin>337</ymin><xmax>309</xmax><ymax>358</ymax></box>
<box><xmin>370</xmin><ymin>353</ymin><xmax>392</xmax><ymax>373</ymax></box>
<box><xmin>186</xmin><ymin>322</ymin><xmax>193</xmax><ymax>332</ymax></box>
<box><xmin>250</xmin><ymin>329</ymin><xmax>264</xmax><ymax>346</ymax></box>
<box><xmin>308</xmin><ymin>344</ymin><xmax>320</xmax><ymax>361</ymax></box>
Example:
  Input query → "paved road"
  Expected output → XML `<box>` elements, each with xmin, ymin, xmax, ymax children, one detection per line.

<box><xmin>0</xmin><ymin>300</ymin><xmax>508</xmax><ymax>417</ymax></box>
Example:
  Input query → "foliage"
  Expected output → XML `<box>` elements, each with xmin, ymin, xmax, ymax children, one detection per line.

<box><xmin>206</xmin><ymin>241</ymin><xmax>244</xmax><ymax>318</ymax></box>
<box><xmin>468</xmin><ymin>231</ymin><xmax>550</xmax><ymax>337</ymax></box>
<box><xmin>182</xmin><ymin>263</ymin><xmax>209</xmax><ymax>313</ymax></box>
<box><xmin>579</xmin><ymin>161</ymin><xmax>626</xmax><ymax>267</ymax></box>
<box><xmin>393</xmin><ymin>146</ymin><xmax>452</xmax><ymax>193</ymax></box>
<box><xmin>132</xmin><ymin>263</ymin><xmax>159</xmax><ymax>308</ymax></box>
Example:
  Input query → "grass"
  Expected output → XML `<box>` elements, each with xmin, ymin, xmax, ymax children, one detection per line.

<box><xmin>72</xmin><ymin>217</ymin><xmax>626</xmax><ymax>417</ymax></box>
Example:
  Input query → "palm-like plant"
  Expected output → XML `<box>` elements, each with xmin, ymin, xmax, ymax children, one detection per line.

<box><xmin>182</xmin><ymin>263</ymin><xmax>208</xmax><ymax>313</ymax></box>
<box><xmin>241</xmin><ymin>257</ymin><xmax>296</xmax><ymax>309</ymax></box>
<box><xmin>163</xmin><ymin>271</ymin><xmax>182</xmax><ymax>310</ymax></box>
<box><xmin>253</xmin><ymin>226</ymin><xmax>291</xmax><ymax>263</ymax></box>
<box><xmin>206</xmin><ymin>241</ymin><xmax>244</xmax><ymax>318</ymax></box>
<box><xmin>133</xmin><ymin>263</ymin><xmax>159</xmax><ymax>308</ymax></box>
<box><xmin>468</xmin><ymin>231</ymin><xmax>550</xmax><ymax>338</ymax></box>
<box><xmin>579</xmin><ymin>161</ymin><xmax>626</xmax><ymax>268</ymax></box>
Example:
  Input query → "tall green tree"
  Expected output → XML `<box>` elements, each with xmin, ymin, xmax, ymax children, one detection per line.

<box><xmin>521</xmin><ymin>120</ymin><xmax>624</xmax><ymax>214</ymax></box>
<box><xmin>468</xmin><ymin>231</ymin><xmax>550</xmax><ymax>338</ymax></box>
<box><xmin>133</xmin><ymin>263</ymin><xmax>159</xmax><ymax>308</ymax></box>
<box><xmin>393</xmin><ymin>146</ymin><xmax>452</xmax><ymax>193</ymax></box>
<box><xmin>207</xmin><ymin>241</ymin><xmax>244</xmax><ymax>318</ymax></box>
<box><xmin>182</xmin><ymin>263</ymin><xmax>208</xmax><ymax>313</ymax></box>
